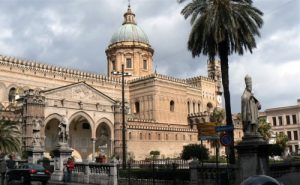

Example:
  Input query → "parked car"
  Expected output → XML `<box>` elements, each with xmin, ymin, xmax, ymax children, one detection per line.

<box><xmin>6</xmin><ymin>163</ymin><xmax>51</xmax><ymax>185</ymax></box>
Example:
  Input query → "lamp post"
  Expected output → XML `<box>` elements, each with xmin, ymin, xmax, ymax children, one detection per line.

<box><xmin>111</xmin><ymin>64</ymin><xmax>131</xmax><ymax>169</ymax></box>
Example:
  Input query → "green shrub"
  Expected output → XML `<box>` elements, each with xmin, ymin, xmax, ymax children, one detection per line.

<box><xmin>181</xmin><ymin>144</ymin><xmax>209</xmax><ymax>161</ymax></box>
<box><xmin>269</xmin><ymin>144</ymin><xmax>284</xmax><ymax>157</ymax></box>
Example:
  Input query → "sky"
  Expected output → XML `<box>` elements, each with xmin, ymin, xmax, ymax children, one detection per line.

<box><xmin>0</xmin><ymin>0</ymin><xmax>299</xmax><ymax>113</ymax></box>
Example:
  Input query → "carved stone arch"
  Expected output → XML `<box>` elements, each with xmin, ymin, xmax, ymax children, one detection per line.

<box><xmin>43</xmin><ymin>113</ymin><xmax>63</xmax><ymax>137</ymax></box>
<box><xmin>94</xmin><ymin>117</ymin><xmax>114</xmax><ymax>139</ymax></box>
<box><xmin>207</xmin><ymin>102</ymin><xmax>214</xmax><ymax>113</ymax></box>
<box><xmin>43</xmin><ymin>113</ymin><xmax>63</xmax><ymax>156</ymax></box>
<box><xmin>95</xmin><ymin>117</ymin><xmax>114</xmax><ymax>157</ymax></box>
<box><xmin>44</xmin><ymin>113</ymin><xmax>63</xmax><ymax>124</ymax></box>
<box><xmin>6</xmin><ymin>84</ymin><xmax>18</xmax><ymax>103</ymax></box>
<box><xmin>69</xmin><ymin>111</ymin><xmax>94</xmax><ymax>136</ymax></box>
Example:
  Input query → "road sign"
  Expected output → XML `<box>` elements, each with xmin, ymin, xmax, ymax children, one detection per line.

<box><xmin>197</xmin><ymin>122</ymin><xmax>218</xmax><ymax>135</ymax></box>
<box><xmin>200</xmin><ymin>135</ymin><xmax>219</xmax><ymax>140</ymax></box>
<box><xmin>215</xmin><ymin>125</ymin><xmax>234</xmax><ymax>132</ymax></box>
<box><xmin>219</xmin><ymin>133</ymin><xmax>233</xmax><ymax>146</ymax></box>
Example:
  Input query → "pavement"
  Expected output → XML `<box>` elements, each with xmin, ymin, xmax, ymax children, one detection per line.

<box><xmin>3</xmin><ymin>180</ymin><xmax>91</xmax><ymax>185</ymax></box>
<box><xmin>48</xmin><ymin>181</ymin><xmax>93</xmax><ymax>185</ymax></box>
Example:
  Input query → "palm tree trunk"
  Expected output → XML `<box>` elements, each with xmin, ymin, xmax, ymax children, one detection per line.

<box><xmin>218</xmin><ymin>40</ymin><xmax>235</xmax><ymax>164</ymax></box>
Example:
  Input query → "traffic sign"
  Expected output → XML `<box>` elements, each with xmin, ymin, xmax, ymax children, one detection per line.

<box><xmin>197</xmin><ymin>122</ymin><xmax>218</xmax><ymax>135</ymax></box>
<box><xmin>215</xmin><ymin>125</ymin><xmax>234</xmax><ymax>132</ymax></box>
<box><xmin>200</xmin><ymin>135</ymin><xmax>219</xmax><ymax>140</ymax></box>
<box><xmin>219</xmin><ymin>133</ymin><xmax>233</xmax><ymax>146</ymax></box>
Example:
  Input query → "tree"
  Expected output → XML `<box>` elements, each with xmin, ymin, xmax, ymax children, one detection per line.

<box><xmin>179</xmin><ymin>0</ymin><xmax>263</xmax><ymax>164</ymax></box>
<box><xmin>181</xmin><ymin>144</ymin><xmax>209</xmax><ymax>161</ymax></box>
<box><xmin>276</xmin><ymin>132</ymin><xmax>288</xmax><ymax>153</ymax></box>
<box><xmin>150</xmin><ymin>150</ymin><xmax>160</xmax><ymax>160</ymax></box>
<box><xmin>257</xmin><ymin>117</ymin><xmax>272</xmax><ymax>141</ymax></box>
<box><xmin>210</xmin><ymin>108</ymin><xmax>225</xmax><ymax>123</ymax></box>
<box><xmin>0</xmin><ymin>120</ymin><xmax>21</xmax><ymax>154</ymax></box>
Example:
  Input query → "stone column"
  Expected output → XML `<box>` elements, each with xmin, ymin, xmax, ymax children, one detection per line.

<box><xmin>109</xmin><ymin>158</ymin><xmax>118</xmax><ymax>185</ymax></box>
<box><xmin>91</xmin><ymin>138</ymin><xmax>96</xmax><ymax>162</ymax></box>
<box><xmin>189</xmin><ymin>159</ymin><xmax>199</xmax><ymax>185</ymax></box>
<box><xmin>235</xmin><ymin>135</ymin><xmax>270</xmax><ymax>184</ymax></box>
<box><xmin>50</xmin><ymin>147</ymin><xmax>73</xmax><ymax>181</ymax></box>
<box><xmin>27</xmin><ymin>147</ymin><xmax>44</xmax><ymax>164</ymax></box>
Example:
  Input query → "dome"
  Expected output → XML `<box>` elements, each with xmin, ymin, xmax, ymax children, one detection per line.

<box><xmin>109</xmin><ymin>6</ymin><xmax>150</xmax><ymax>45</ymax></box>
<box><xmin>110</xmin><ymin>24</ymin><xmax>149</xmax><ymax>44</ymax></box>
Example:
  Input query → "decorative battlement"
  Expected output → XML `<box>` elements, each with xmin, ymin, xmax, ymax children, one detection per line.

<box><xmin>186</xmin><ymin>76</ymin><xmax>215</xmax><ymax>83</ymax></box>
<box><xmin>128</xmin><ymin>120</ymin><xmax>197</xmax><ymax>133</ymax></box>
<box><xmin>129</xmin><ymin>73</ymin><xmax>213</xmax><ymax>88</ymax></box>
<box><xmin>0</xmin><ymin>55</ymin><xmax>127</xmax><ymax>85</ymax></box>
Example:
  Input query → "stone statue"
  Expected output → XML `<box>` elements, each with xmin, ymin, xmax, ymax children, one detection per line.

<box><xmin>58</xmin><ymin>116</ymin><xmax>69</xmax><ymax>144</ymax></box>
<box><xmin>32</xmin><ymin>120</ymin><xmax>41</xmax><ymax>147</ymax></box>
<box><xmin>241</xmin><ymin>75</ymin><xmax>261</xmax><ymax>134</ymax></box>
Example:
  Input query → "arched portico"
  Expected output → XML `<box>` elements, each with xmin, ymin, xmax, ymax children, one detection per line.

<box><xmin>95</xmin><ymin>118</ymin><xmax>114</xmax><ymax>161</ymax></box>
<box><xmin>69</xmin><ymin>111</ymin><xmax>94</xmax><ymax>162</ymax></box>
<box><xmin>44</xmin><ymin>114</ymin><xmax>63</xmax><ymax>158</ymax></box>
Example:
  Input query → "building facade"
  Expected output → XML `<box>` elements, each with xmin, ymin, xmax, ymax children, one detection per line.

<box><xmin>0</xmin><ymin>6</ymin><xmax>222</xmax><ymax>161</ymax></box>
<box><xmin>265</xmin><ymin>99</ymin><xmax>300</xmax><ymax>154</ymax></box>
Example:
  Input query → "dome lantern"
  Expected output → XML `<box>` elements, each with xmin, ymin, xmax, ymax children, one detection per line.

<box><xmin>106</xmin><ymin>5</ymin><xmax>154</xmax><ymax>79</ymax></box>
<box><xmin>123</xmin><ymin>5</ymin><xmax>136</xmax><ymax>25</ymax></box>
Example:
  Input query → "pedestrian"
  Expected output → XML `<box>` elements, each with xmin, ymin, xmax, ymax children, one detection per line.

<box><xmin>6</xmin><ymin>155</ymin><xmax>15</xmax><ymax>170</ymax></box>
<box><xmin>64</xmin><ymin>157</ymin><xmax>75</xmax><ymax>183</ymax></box>
<box><xmin>0</xmin><ymin>154</ymin><xmax>7</xmax><ymax>185</ymax></box>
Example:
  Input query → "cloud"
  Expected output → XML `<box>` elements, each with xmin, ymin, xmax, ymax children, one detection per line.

<box><xmin>0</xmin><ymin>0</ymin><xmax>299</xmax><ymax>113</ymax></box>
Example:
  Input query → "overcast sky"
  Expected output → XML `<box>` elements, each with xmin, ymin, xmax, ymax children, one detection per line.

<box><xmin>0</xmin><ymin>0</ymin><xmax>299</xmax><ymax>113</ymax></box>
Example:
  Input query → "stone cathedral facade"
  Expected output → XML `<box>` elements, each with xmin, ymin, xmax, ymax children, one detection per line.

<box><xmin>0</xmin><ymin>6</ymin><xmax>222</xmax><ymax>161</ymax></box>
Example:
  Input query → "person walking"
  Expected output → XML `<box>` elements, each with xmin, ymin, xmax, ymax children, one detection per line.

<box><xmin>6</xmin><ymin>155</ymin><xmax>15</xmax><ymax>170</ymax></box>
<box><xmin>64</xmin><ymin>157</ymin><xmax>75</xmax><ymax>183</ymax></box>
<box><xmin>0</xmin><ymin>155</ymin><xmax>7</xmax><ymax>185</ymax></box>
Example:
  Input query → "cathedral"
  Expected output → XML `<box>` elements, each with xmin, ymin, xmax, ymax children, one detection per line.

<box><xmin>0</xmin><ymin>6</ymin><xmax>222</xmax><ymax>161</ymax></box>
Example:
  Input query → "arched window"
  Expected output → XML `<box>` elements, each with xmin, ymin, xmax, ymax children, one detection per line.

<box><xmin>126</xmin><ymin>58</ymin><xmax>132</xmax><ymax>68</ymax></box>
<box><xmin>198</xmin><ymin>103</ymin><xmax>201</xmax><ymax>112</ymax></box>
<box><xmin>148</xmin><ymin>133</ymin><xmax>151</xmax><ymax>140</ymax></box>
<box><xmin>193</xmin><ymin>102</ymin><xmax>195</xmax><ymax>113</ymax></box>
<box><xmin>183</xmin><ymin>135</ymin><xmax>186</xmax><ymax>140</ymax></box>
<box><xmin>158</xmin><ymin>133</ymin><xmax>161</xmax><ymax>140</ymax></box>
<box><xmin>187</xmin><ymin>101</ymin><xmax>190</xmax><ymax>114</ymax></box>
<box><xmin>166</xmin><ymin>134</ymin><xmax>168</xmax><ymax>140</ymax></box>
<box><xmin>170</xmin><ymin>100</ymin><xmax>175</xmax><ymax>112</ymax></box>
<box><xmin>143</xmin><ymin>59</ymin><xmax>147</xmax><ymax>70</ymax></box>
<box><xmin>112</xmin><ymin>60</ymin><xmax>116</xmax><ymax>71</ymax></box>
<box><xmin>140</xmin><ymin>133</ymin><xmax>143</xmax><ymax>140</ymax></box>
<box><xmin>175</xmin><ymin>134</ymin><xmax>178</xmax><ymax>140</ymax></box>
<box><xmin>190</xmin><ymin>135</ymin><xmax>192</xmax><ymax>141</ymax></box>
<box><xmin>129</xmin><ymin>132</ymin><xmax>132</xmax><ymax>140</ymax></box>
<box><xmin>8</xmin><ymin>87</ymin><xmax>16</xmax><ymax>103</ymax></box>
<box><xmin>135</xmin><ymin>101</ymin><xmax>140</xmax><ymax>113</ymax></box>
<box><xmin>207</xmin><ymin>102</ymin><xmax>213</xmax><ymax>112</ymax></box>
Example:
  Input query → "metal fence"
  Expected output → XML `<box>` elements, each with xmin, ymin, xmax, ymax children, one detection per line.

<box><xmin>118</xmin><ymin>159</ymin><xmax>190</xmax><ymax>185</ymax></box>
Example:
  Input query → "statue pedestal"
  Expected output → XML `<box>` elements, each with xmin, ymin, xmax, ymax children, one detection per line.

<box><xmin>27</xmin><ymin>146</ymin><xmax>44</xmax><ymax>164</ymax></box>
<box><xmin>51</xmin><ymin>146</ymin><xmax>73</xmax><ymax>181</ymax></box>
<box><xmin>235</xmin><ymin>133</ymin><xmax>270</xmax><ymax>184</ymax></box>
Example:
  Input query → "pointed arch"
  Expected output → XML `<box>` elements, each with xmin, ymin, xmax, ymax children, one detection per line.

<box><xmin>69</xmin><ymin>111</ymin><xmax>94</xmax><ymax>136</ymax></box>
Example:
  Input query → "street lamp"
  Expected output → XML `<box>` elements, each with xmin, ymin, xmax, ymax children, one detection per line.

<box><xmin>111</xmin><ymin>64</ymin><xmax>131</xmax><ymax>169</ymax></box>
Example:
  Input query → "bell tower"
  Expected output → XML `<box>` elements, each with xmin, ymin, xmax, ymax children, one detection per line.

<box><xmin>106</xmin><ymin>5</ymin><xmax>154</xmax><ymax>79</ymax></box>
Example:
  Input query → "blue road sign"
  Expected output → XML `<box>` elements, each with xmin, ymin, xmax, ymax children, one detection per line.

<box><xmin>200</xmin><ymin>135</ymin><xmax>219</xmax><ymax>140</ymax></box>
<box><xmin>215</xmin><ymin>125</ymin><xmax>234</xmax><ymax>132</ymax></box>
<box><xmin>220</xmin><ymin>133</ymin><xmax>233</xmax><ymax>146</ymax></box>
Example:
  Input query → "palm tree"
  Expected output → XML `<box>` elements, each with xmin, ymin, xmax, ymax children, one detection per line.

<box><xmin>179</xmin><ymin>0</ymin><xmax>263</xmax><ymax>164</ymax></box>
<box><xmin>0</xmin><ymin>120</ymin><xmax>21</xmax><ymax>154</ymax></box>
